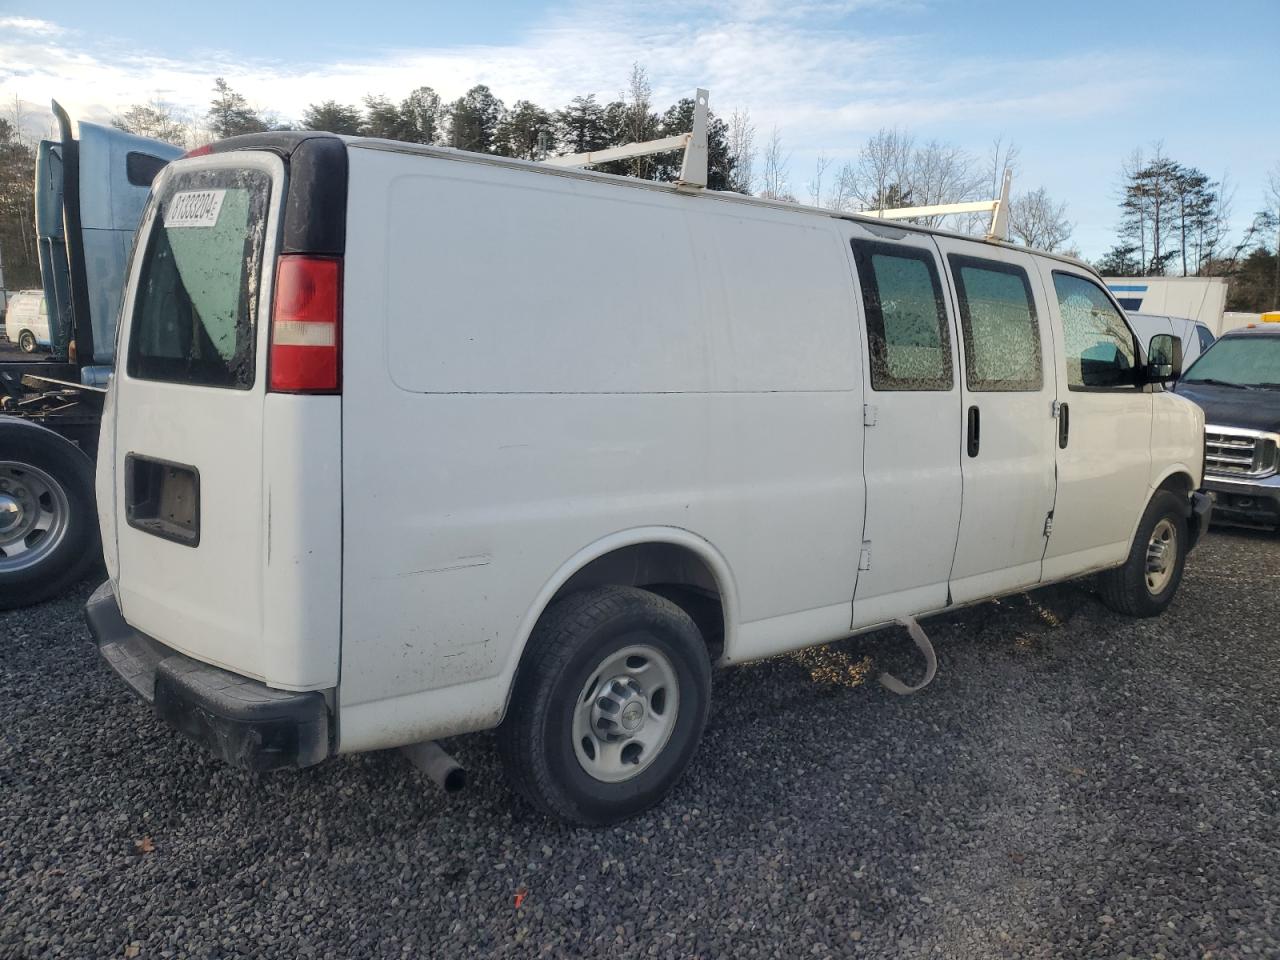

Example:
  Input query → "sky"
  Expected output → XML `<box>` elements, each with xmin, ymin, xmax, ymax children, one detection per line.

<box><xmin>1</xmin><ymin>0</ymin><xmax>1277</xmax><ymax>259</ymax></box>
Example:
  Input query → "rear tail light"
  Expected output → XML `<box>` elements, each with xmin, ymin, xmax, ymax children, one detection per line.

<box><xmin>269</xmin><ymin>255</ymin><xmax>342</xmax><ymax>393</ymax></box>
<box><xmin>182</xmin><ymin>144</ymin><xmax>213</xmax><ymax>158</ymax></box>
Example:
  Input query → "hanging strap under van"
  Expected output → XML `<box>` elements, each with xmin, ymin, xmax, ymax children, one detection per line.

<box><xmin>878</xmin><ymin>616</ymin><xmax>938</xmax><ymax>696</ymax></box>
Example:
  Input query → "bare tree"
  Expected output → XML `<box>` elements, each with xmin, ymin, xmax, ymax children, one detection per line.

<box><xmin>985</xmin><ymin>137</ymin><xmax>1020</xmax><ymax>202</ymax></box>
<box><xmin>1008</xmin><ymin>188</ymin><xmax>1074</xmax><ymax>252</ymax></box>
<box><xmin>726</xmin><ymin>108</ymin><xmax>756</xmax><ymax>194</ymax></box>
<box><xmin>112</xmin><ymin>97</ymin><xmax>190</xmax><ymax>146</ymax></box>
<box><xmin>807</xmin><ymin>152</ymin><xmax>831</xmax><ymax>208</ymax></box>
<box><xmin>1268</xmin><ymin>161</ymin><xmax>1280</xmax><ymax>307</ymax></box>
<box><xmin>909</xmin><ymin>139</ymin><xmax>983</xmax><ymax>227</ymax></box>
<box><xmin>8</xmin><ymin>95</ymin><xmax>27</xmax><ymax>147</ymax></box>
<box><xmin>830</xmin><ymin>160</ymin><xmax>856</xmax><ymax>211</ymax></box>
<box><xmin>963</xmin><ymin>136</ymin><xmax>1020</xmax><ymax>234</ymax></box>
<box><xmin>759</xmin><ymin>127</ymin><xmax>793</xmax><ymax>201</ymax></box>
<box><xmin>846</xmin><ymin>127</ymin><xmax>915</xmax><ymax>211</ymax></box>
<box><xmin>620</xmin><ymin>62</ymin><xmax>657</xmax><ymax>179</ymax></box>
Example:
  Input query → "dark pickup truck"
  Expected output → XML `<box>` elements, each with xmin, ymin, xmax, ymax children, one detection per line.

<box><xmin>1173</xmin><ymin>322</ymin><xmax>1280</xmax><ymax>529</ymax></box>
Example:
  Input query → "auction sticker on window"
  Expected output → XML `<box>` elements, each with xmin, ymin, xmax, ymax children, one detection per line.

<box><xmin>165</xmin><ymin>190</ymin><xmax>226</xmax><ymax>228</ymax></box>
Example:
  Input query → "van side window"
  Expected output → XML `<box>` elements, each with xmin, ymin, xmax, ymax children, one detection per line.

<box><xmin>1196</xmin><ymin>323</ymin><xmax>1215</xmax><ymax>353</ymax></box>
<box><xmin>948</xmin><ymin>255</ymin><xmax>1042</xmax><ymax>391</ymax></box>
<box><xmin>851</xmin><ymin>240</ymin><xmax>952</xmax><ymax>391</ymax></box>
<box><xmin>1052</xmin><ymin>272</ymin><xmax>1138</xmax><ymax>390</ymax></box>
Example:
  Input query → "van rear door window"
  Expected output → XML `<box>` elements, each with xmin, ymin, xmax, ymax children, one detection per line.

<box><xmin>851</xmin><ymin>239</ymin><xmax>953</xmax><ymax>391</ymax></box>
<box><xmin>127</xmin><ymin>168</ymin><xmax>271</xmax><ymax>389</ymax></box>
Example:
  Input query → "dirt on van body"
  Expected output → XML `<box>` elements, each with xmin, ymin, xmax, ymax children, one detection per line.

<box><xmin>1</xmin><ymin>528</ymin><xmax>1277</xmax><ymax>959</ymax></box>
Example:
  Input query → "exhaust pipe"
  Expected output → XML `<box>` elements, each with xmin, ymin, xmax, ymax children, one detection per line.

<box><xmin>403</xmin><ymin>740</ymin><xmax>466</xmax><ymax>794</ymax></box>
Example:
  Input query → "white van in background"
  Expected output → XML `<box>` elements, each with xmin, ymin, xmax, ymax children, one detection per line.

<box><xmin>4</xmin><ymin>290</ymin><xmax>52</xmax><ymax>353</ymax></box>
<box><xmin>86</xmin><ymin>132</ymin><xmax>1210</xmax><ymax>825</ymax></box>
<box><xmin>1127</xmin><ymin>312</ymin><xmax>1215</xmax><ymax>369</ymax></box>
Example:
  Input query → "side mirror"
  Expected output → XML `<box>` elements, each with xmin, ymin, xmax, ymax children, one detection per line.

<box><xmin>1146</xmin><ymin>333</ymin><xmax>1182</xmax><ymax>384</ymax></box>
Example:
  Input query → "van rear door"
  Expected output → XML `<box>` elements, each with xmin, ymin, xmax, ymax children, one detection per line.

<box><xmin>108</xmin><ymin>147</ymin><xmax>341</xmax><ymax>690</ymax></box>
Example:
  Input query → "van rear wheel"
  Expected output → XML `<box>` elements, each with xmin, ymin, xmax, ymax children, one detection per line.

<box><xmin>1098</xmin><ymin>489</ymin><xmax>1187</xmax><ymax>618</ymax></box>
<box><xmin>0</xmin><ymin>421</ymin><xmax>100</xmax><ymax>610</ymax></box>
<box><xmin>498</xmin><ymin>586</ymin><xmax>711</xmax><ymax>826</ymax></box>
<box><xmin>18</xmin><ymin>331</ymin><xmax>36</xmax><ymax>353</ymax></box>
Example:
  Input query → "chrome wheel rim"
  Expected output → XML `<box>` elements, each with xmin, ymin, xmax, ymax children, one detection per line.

<box><xmin>1145</xmin><ymin>518</ymin><xmax>1177</xmax><ymax>595</ymax></box>
<box><xmin>572</xmin><ymin>643</ymin><xmax>680</xmax><ymax>783</ymax></box>
<box><xmin>0</xmin><ymin>461</ymin><xmax>71</xmax><ymax>574</ymax></box>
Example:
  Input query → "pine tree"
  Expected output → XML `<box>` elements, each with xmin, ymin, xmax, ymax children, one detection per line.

<box><xmin>362</xmin><ymin>95</ymin><xmax>404</xmax><ymax>140</ymax></box>
<box><xmin>448</xmin><ymin>85</ymin><xmax>504</xmax><ymax>153</ymax></box>
<box><xmin>208</xmin><ymin>78</ymin><xmax>268</xmax><ymax>139</ymax></box>
<box><xmin>495</xmin><ymin>101</ymin><xmax>554</xmax><ymax>160</ymax></box>
<box><xmin>399</xmin><ymin>87</ymin><xmax>446</xmax><ymax>144</ymax></box>
<box><xmin>555</xmin><ymin>95</ymin><xmax>608</xmax><ymax>154</ymax></box>
<box><xmin>301</xmin><ymin>101</ymin><xmax>363</xmax><ymax>135</ymax></box>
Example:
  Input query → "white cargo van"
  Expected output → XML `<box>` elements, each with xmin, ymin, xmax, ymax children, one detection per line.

<box><xmin>86</xmin><ymin>132</ymin><xmax>1210</xmax><ymax>825</ymax></box>
<box><xmin>4</xmin><ymin>290</ymin><xmax>52</xmax><ymax>353</ymax></box>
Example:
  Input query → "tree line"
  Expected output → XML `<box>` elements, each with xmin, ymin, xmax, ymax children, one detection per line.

<box><xmin>107</xmin><ymin>67</ymin><xmax>1073</xmax><ymax>252</ymax></box>
<box><xmin>114</xmin><ymin>67</ymin><xmax>744</xmax><ymax>192</ymax></box>
<box><xmin>1095</xmin><ymin>146</ymin><xmax>1279</xmax><ymax>311</ymax></box>
<box><xmin>0</xmin><ymin>101</ymin><xmax>39</xmax><ymax>290</ymax></box>
<box><xmin>9</xmin><ymin>65</ymin><xmax>1277</xmax><ymax>310</ymax></box>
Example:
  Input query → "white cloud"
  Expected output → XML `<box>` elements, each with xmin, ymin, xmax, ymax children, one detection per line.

<box><xmin>0</xmin><ymin>16</ymin><xmax>63</xmax><ymax>35</ymax></box>
<box><xmin>0</xmin><ymin>1</ymin><xmax>1199</xmax><ymax>256</ymax></box>
<box><xmin>0</xmin><ymin>1</ymin><xmax>1163</xmax><ymax>140</ymax></box>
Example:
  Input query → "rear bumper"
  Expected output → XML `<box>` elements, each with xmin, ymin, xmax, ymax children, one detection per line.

<box><xmin>84</xmin><ymin>581</ymin><xmax>330</xmax><ymax>771</ymax></box>
<box><xmin>1203</xmin><ymin>473</ymin><xmax>1280</xmax><ymax>528</ymax></box>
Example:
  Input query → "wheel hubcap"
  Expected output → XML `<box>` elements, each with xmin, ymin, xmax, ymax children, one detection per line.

<box><xmin>1144</xmin><ymin>518</ymin><xmax>1177</xmax><ymax>595</ymax></box>
<box><xmin>0</xmin><ymin>462</ymin><xmax>71</xmax><ymax>574</ymax></box>
<box><xmin>0</xmin><ymin>493</ymin><xmax>21</xmax><ymax>535</ymax></box>
<box><xmin>572</xmin><ymin>643</ymin><xmax>680</xmax><ymax>784</ymax></box>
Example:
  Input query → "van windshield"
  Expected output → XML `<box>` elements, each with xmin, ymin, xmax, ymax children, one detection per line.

<box><xmin>1182</xmin><ymin>335</ymin><xmax>1280</xmax><ymax>389</ymax></box>
<box><xmin>126</xmin><ymin>167</ymin><xmax>271</xmax><ymax>389</ymax></box>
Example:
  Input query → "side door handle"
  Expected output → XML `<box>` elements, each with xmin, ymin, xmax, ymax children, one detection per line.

<box><xmin>1058</xmin><ymin>402</ymin><xmax>1070</xmax><ymax>449</ymax></box>
<box><xmin>967</xmin><ymin>405</ymin><xmax>980</xmax><ymax>458</ymax></box>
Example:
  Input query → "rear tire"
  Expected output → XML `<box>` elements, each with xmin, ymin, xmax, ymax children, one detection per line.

<box><xmin>498</xmin><ymin>586</ymin><xmax>712</xmax><ymax>826</ymax></box>
<box><xmin>18</xmin><ymin>331</ymin><xmax>36</xmax><ymax>353</ymax></box>
<box><xmin>1098</xmin><ymin>489</ymin><xmax>1187</xmax><ymax>618</ymax></box>
<box><xmin>0</xmin><ymin>420</ymin><xmax>100</xmax><ymax>610</ymax></box>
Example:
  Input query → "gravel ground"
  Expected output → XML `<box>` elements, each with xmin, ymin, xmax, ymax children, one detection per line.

<box><xmin>0</xmin><ymin>340</ymin><xmax>46</xmax><ymax>361</ymax></box>
<box><xmin>2</xmin><ymin>528</ymin><xmax>1278</xmax><ymax>959</ymax></box>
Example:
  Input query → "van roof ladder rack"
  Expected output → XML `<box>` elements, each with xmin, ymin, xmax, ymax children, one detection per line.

<box><xmin>543</xmin><ymin>88</ymin><xmax>709</xmax><ymax>190</ymax></box>
<box><xmin>868</xmin><ymin>168</ymin><xmax>1013</xmax><ymax>242</ymax></box>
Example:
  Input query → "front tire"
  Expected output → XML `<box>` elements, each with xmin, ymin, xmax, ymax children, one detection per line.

<box><xmin>1098</xmin><ymin>489</ymin><xmax>1188</xmax><ymax>618</ymax></box>
<box><xmin>498</xmin><ymin>586</ymin><xmax>712</xmax><ymax>826</ymax></box>
<box><xmin>0</xmin><ymin>420</ymin><xmax>100</xmax><ymax>610</ymax></box>
<box><xmin>18</xmin><ymin>330</ymin><xmax>36</xmax><ymax>353</ymax></box>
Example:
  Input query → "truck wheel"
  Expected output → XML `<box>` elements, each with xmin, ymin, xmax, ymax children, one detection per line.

<box><xmin>0</xmin><ymin>421</ymin><xmax>100</xmax><ymax>610</ymax></box>
<box><xmin>18</xmin><ymin>331</ymin><xmax>36</xmax><ymax>353</ymax></box>
<box><xmin>1097</xmin><ymin>490</ymin><xmax>1187</xmax><ymax>618</ymax></box>
<box><xmin>498</xmin><ymin>586</ymin><xmax>712</xmax><ymax>826</ymax></box>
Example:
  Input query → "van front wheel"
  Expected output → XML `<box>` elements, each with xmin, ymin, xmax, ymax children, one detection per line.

<box><xmin>498</xmin><ymin>586</ymin><xmax>711</xmax><ymax>826</ymax></box>
<box><xmin>18</xmin><ymin>331</ymin><xmax>36</xmax><ymax>353</ymax></box>
<box><xmin>1097</xmin><ymin>490</ymin><xmax>1188</xmax><ymax>618</ymax></box>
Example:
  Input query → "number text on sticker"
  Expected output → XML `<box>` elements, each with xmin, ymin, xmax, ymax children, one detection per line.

<box><xmin>165</xmin><ymin>190</ymin><xmax>226</xmax><ymax>228</ymax></box>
